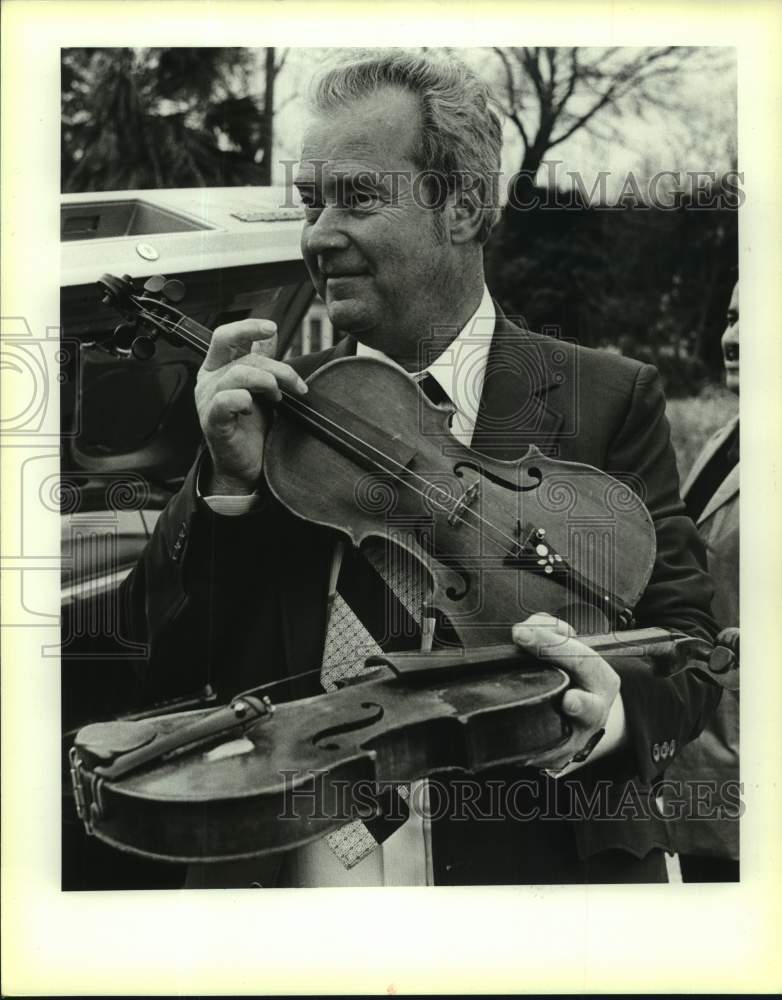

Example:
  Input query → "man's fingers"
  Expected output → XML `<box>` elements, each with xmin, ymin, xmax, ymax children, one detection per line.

<box><xmin>541</xmin><ymin>636</ymin><xmax>617</xmax><ymax>697</ymax></box>
<box><xmin>561</xmin><ymin>688</ymin><xmax>604</xmax><ymax>725</ymax></box>
<box><xmin>199</xmin><ymin>329</ymin><xmax>308</xmax><ymax>397</ymax></box>
<box><xmin>251</xmin><ymin>333</ymin><xmax>278</xmax><ymax>359</ymax></box>
<box><xmin>521</xmin><ymin>612</ymin><xmax>574</xmax><ymax>632</ymax></box>
<box><xmin>512</xmin><ymin>617</ymin><xmax>618</xmax><ymax>698</ymax></box>
<box><xmin>511</xmin><ymin>614</ymin><xmax>575</xmax><ymax>653</ymax></box>
<box><xmin>231</xmin><ymin>354</ymin><xmax>309</xmax><ymax>396</ymax></box>
<box><xmin>212</xmin><ymin>365</ymin><xmax>285</xmax><ymax>402</ymax></box>
<box><xmin>203</xmin><ymin>319</ymin><xmax>278</xmax><ymax>371</ymax></box>
<box><xmin>207</xmin><ymin>389</ymin><xmax>255</xmax><ymax>426</ymax></box>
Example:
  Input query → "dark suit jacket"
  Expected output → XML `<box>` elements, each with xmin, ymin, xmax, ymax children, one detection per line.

<box><xmin>122</xmin><ymin>310</ymin><xmax>720</xmax><ymax>883</ymax></box>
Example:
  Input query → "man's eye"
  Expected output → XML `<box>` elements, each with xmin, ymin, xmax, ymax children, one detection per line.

<box><xmin>347</xmin><ymin>191</ymin><xmax>379</xmax><ymax>211</ymax></box>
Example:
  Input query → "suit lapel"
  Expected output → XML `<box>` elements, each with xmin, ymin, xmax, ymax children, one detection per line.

<box><xmin>291</xmin><ymin>333</ymin><xmax>357</xmax><ymax>379</ymax></box>
<box><xmin>278</xmin><ymin>522</ymin><xmax>334</xmax><ymax>691</ymax></box>
<box><xmin>681</xmin><ymin>416</ymin><xmax>739</xmax><ymax>499</ymax></box>
<box><xmin>698</xmin><ymin>462</ymin><xmax>739</xmax><ymax>524</ymax></box>
<box><xmin>331</xmin><ymin>334</ymin><xmax>357</xmax><ymax>359</ymax></box>
<box><xmin>471</xmin><ymin>308</ymin><xmax>564</xmax><ymax>460</ymax></box>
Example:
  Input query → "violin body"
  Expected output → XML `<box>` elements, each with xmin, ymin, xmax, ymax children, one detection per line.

<box><xmin>94</xmin><ymin>272</ymin><xmax>656</xmax><ymax>638</ymax></box>
<box><xmin>70</xmin><ymin>654</ymin><xmax>570</xmax><ymax>863</ymax></box>
<box><xmin>69</xmin><ymin>626</ymin><xmax>727</xmax><ymax>863</ymax></box>
<box><xmin>265</xmin><ymin>356</ymin><xmax>656</xmax><ymax>641</ymax></box>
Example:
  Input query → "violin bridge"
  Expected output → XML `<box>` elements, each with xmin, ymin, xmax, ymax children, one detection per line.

<box><xmin>447</xmin><ymin>481</ymin><xmax>481</xmax><ymax>526</ymax></box>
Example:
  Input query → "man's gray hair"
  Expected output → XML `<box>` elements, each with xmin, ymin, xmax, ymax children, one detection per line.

<box><xmin>310</xmin><ymin>49</ymin><xmax>503</xmax><ymax>244</ymax></box>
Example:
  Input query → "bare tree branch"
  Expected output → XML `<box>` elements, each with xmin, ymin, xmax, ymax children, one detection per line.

<box><xmin>492</xmin><ymin>46</ymin><xmax>529</xmax><ymax>150</ymax></box>
<box><xmin>490</xmin><ymin>45</ymin><xmax>704</xmax><ymax>174</ymax></box>
<box><xmin>553</xmin><ymin>48</ymin><xmax>579</xmax><ymax>116</ymax></box>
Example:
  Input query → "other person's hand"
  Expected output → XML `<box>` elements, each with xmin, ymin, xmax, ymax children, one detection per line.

<box><xmin>511</xmin><ymin>612</ymin><xmax>621</xmax><ymax>772</ymax></box>
<box><xmin>194</xmin><ymin>319</ymin><xmax>308</xmax><ymax>495</ymax></box>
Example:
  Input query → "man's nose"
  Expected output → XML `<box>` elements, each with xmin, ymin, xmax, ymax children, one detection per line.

<box><xmin>304</xmin><ymin>205</ymin><xmax>350</xmax><ymax>256</ymax></box>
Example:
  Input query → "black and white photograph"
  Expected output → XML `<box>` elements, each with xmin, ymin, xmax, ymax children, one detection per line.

<box><xmin>60</xmin><ymin>40</ymin><xmax>741</xmax><ymax>889</ymax></box>
<box><xmin>2</xmin><ymin>1</ymin><xmax>781</xmax><ymax>994</ymax></box>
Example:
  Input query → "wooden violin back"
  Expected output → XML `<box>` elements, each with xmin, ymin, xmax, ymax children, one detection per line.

<box><xmin>70</xmin><ymin>657</ymin><xmax>569</xmax><ymax>863</ymax></box>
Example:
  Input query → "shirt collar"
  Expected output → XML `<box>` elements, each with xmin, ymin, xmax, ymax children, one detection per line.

<box><xmin>355</xmin><ymin>285</ymin><xmax>495</xmax><ymax>435</ymax></box>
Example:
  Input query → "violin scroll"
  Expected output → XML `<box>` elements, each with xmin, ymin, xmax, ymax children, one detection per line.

<box><xmin>95</xmin><ymin>273</ymin><xmax>189</xmax><ymax>360</ymax></box>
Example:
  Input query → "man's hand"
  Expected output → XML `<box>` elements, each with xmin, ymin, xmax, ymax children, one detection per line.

<box><xmin>511</xmin><ymin>613</ymin><xmax>622</xmax><ymax>772</ymax></box>
<box><xmin>194</xmin><ymin>319</ymin><xmax>309</xmax><ymax>495</ymax></box>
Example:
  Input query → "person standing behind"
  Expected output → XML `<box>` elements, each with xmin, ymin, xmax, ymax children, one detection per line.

<box><xmin>667</xmin><ymin>279</ymin><xmax>740</xmax><ymax>881</ymax></box>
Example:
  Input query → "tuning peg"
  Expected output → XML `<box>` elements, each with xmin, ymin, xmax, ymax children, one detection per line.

<box><xmin>112</xmin><ymin>322</ymin><xmax>138</xmax><ymax>352</ymax></box>
<box><xmin>143</xmin><ymin>275</ymin><xmax>167</xmax><ymax>294</ymax></box>
<box><xmin>162</xmin><ymin>279</ymin><xmax>185</xmax><ymax>303</ymax></box>
<box><xmin>131</xmin><ymin>336</ymin><xmax>156</xmax><ymax>361</ymax></box>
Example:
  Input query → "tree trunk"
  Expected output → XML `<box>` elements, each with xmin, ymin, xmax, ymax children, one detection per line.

<box><xmin>259</xmin><ymin>47</ymin><xmax>276</xmax><ymax>185</ymax></box>
<box><xmin>520</xmin><ymin>145</ymin><xmax>547</xmax><ymax>178</ymax></box>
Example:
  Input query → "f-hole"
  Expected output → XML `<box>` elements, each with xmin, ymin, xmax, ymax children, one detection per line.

<box><xmin>312</xmin><ymin>702</ymin><xmax>385</xmax><ymax>751</ymax></box>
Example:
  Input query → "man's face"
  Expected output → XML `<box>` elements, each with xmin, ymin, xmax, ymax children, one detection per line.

<box><xmin>295</xmin><ymin>87</ymin><xmax>452</xmax><ymax>361</ymax></box>
<box><xmin>721</xmin><ymin>281</ymin><xmax>739</xmax><ymax>394</ymax></box>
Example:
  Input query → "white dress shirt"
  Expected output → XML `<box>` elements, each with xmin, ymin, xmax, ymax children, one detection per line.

<box><xmin>353</xmin><ymin>282</ymin><xmax>496</xmax><ymax>446</ymax></box>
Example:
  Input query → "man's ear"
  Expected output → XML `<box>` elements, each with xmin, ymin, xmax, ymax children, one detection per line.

<box><xmin>447</xmin><ymin>192</ymin><xmax>483</xmax><ymax>244</ymax></box>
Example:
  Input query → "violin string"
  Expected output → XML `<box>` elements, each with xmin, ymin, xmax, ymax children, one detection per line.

<box><xmin>147</xmin><ymin>303</ymin><xmax>528</xmax><ymax>557</ymax></box>
<box><xmin>275</xmin><ymin>391</ymin><xmax>533</xmax><ymax>557</ymax></box>
<box><xmin>146</xmin><ymin>302</ymin><xmax>528</xmax><ymax>555</ymax></box>
<box><xmin>141</xmin><ymin>300</ymin><xmax>531</xmax><ymax>556</ymax></box>
<box><xmin>278</xmin><ymin>391</ymin><xmax>519</xmax><ymax>539</ymax></box>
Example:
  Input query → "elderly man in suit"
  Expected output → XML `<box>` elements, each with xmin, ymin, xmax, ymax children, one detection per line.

<box><xmin>665</xmin><ymin>280</ymin><xmax>740</xmax><ymax>882</ymax></box>
<box><xmin>123</xmin><ymin>50</ymin><xmax>720</xmax><ymax>886</ymax></box>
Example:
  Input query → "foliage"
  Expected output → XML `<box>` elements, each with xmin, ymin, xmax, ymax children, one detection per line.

<box><xmin>485</xmin><ymin>180</ymin><xmax>738</xmax><ymax>393</ymax></box>
<box><xmin>489</xmin><ymin>47</ymin><xmax>727</xmax><ymax>178</ymax></box>
<box><xmin>666</xmin><ymin>385</ymin><xmax>738</xmax><ymax>482</ymax></box>
<box><xmin>61</xmin><ymin>48</ymin><xmax>278</xmax><ymax>192</ymax></box>
<box><xmin>61</xmin><ymin>46</ymin><xmax>737</xmax><ymax>391</ymax></box>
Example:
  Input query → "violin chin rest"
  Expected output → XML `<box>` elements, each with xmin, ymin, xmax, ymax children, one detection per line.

<box><xmin>76</xmin><ymin>720</ymin><xmax>158</xmax><ymax>763</ymax></box>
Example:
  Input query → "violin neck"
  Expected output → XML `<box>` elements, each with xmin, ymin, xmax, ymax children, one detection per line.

<box><xmin>166</xmin><ymin>308</ymin><xmax>405</xmax><ymax>478</ymax></box>
<box><xmin>372</xmin><ymin>627</ymin><xmax>704</xmax><ymax>684</ymax></box>
<box><xmin>164</xmin><ymin>312</ymin><xmax>212</xmax><ymax>356</ymax></box>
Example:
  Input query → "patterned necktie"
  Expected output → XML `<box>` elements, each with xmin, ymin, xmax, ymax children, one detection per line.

<box><xmin>319</xmin><ymin>372</ymin><xmax>444</xmax><ymax>869</ymax></box>
<box><xmin>320</xmin><ymin>537</ymin><xmax>429</xmax><ymax>868</ymax></box>
<box><xmin>321</xmin><ymin>538</ymin><xmax>428</xmax><ymax>690</ymax></box>
<box><xmin>320</xmin><ymin>371</ymin><xmax>443</xmax><ymax>691</ymax></box>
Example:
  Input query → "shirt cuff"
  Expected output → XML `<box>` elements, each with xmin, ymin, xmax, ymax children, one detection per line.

<box><xmin>546</xmin><ymin>692</ymin><xmax>628</xmax><ymax>779</ymax></box>
<box><xmin>196</xmin><ymin>460</ymin><xmax>262</xmax><ymax>516</ymax></box>
<box><xmin>202</xmin><ymin>493</ymin><xmax>262</xmax><ymax>516</ymax></box>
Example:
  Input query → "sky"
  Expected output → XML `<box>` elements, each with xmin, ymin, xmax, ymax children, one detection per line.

<box><xmin>263</xmin><ymin>46</ymin><xmax>738</xmax><ymax>205</ymax></box>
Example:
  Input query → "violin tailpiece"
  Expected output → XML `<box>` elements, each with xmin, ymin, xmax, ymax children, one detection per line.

<box><xmin>505</xmin><ymin>523</ymin><xmax>631</xmax><ymax>628</ymax></box>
